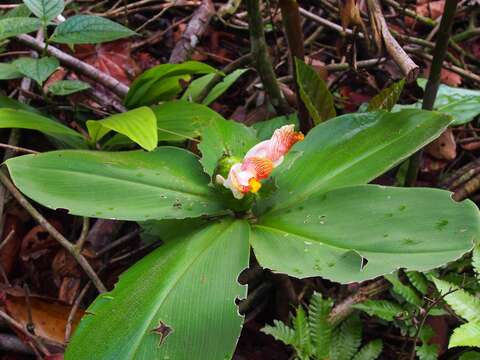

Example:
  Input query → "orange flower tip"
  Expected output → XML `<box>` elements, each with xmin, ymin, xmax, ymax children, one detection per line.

<box><xmin>249</xmin><ymin>178</ymin><xmax>262</xmax><ymax>193</ymax></box>
<box><xmin>295</xmin><ymin>132</ymin><xmax>305</xmax><ymax>142</ymax></box>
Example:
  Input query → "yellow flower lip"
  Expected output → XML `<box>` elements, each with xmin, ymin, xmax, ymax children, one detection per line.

<box><xmin>248</xmin><ymin>178</ymin><xmax>262</xmax><ymax>193</ymax></box>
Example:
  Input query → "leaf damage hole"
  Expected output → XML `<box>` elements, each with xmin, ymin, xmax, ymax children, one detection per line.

<box><xmin>360</xmin><ymin>257</ymin><xmax>369</xmax><ymax>272</ymax></box>
<box><xmin>151</xmin><ymin>320</ymin><xmax>173</xmax><ymax>348</ymax></box>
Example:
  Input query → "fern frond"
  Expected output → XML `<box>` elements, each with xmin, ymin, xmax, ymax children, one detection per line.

<box><xmin>330</xmin><ymin>314</ymin><xmax>362</xmax><ymax>360</ymax></box>
<box><xmin>406</xmin><ymin>271</ymin><xmax>429</xmax><ymax>295</ymax></box>
<box><xmin>352</xmin><ymin>339</ymin><xmax>383</xmax><ymax>360</ymax></box>
<box><xmin>293</xmin><ymin>306</ymin><xmax>313</xmax><ymax>358</ymax></box>
<box><xmin>432</xmin><ymin>277</ymin><xmax>480</xmax><ymax>323</ymax></box>
<box><xmin>385</xmin><ymin>273</ymin><xmax>423</xmax><ymax>306</ymax></box>
<box><xmin>367</xmin><ymin>79</ymin><xmax>405</xmax><ymax>111</ymax></box>
<box><xmin>449</xmin><ymin>322</ymin><xmax>480</xmax><ymax>348</ymax></box>
<box><xmin>353</xmin><ymin>300</ymin><xmax>403</xmax><ymax>321</ymax></box>
<box><xmin>261</xmin><ymin>320</ymin><xmax>296</xmax><ymax>346</ymax></box>
<box><xmin>308</xmin><ymin>292</ymin><xmax>333</xmax><ymax>359</ymax></box>
<box><xmin>473</xmin><ymin>244</ymin><xmax>480</xmax><ymax>281</ymax></box>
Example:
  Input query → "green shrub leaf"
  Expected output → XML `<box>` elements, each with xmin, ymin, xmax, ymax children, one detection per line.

<box><xmin>251</xmin><ymin>185</ymin><xmax>478</xmax><ymax>283</ymax></box>
<box><xmin>6</xmin><ymin>147</ymin><xmax>226</xmax><ymax>221</ymax></box>
<box><xmin>295</xmin><ymin>58</ymin><xmax>336</xmax><ymax>124</ymax></box>
<box><xmin>367</xmin><ymin>79</ymin><xmax>405</xmax><ymax>111</ymax></box>
<box><xmin>13</xmin><ymin>56</ymin><xmax>59</xmax><ymax>85</ymax></box>
<box><xmin>0</xmin><ymin>63</ymin><xmax>23</xmax><ymax>80</ymax></box>
<box><xmin>65</xmin><ymin>219</ymin><xmax>249</xmax><ymax>360</ymax></box>
<box><xmin>47</xmin><ymin>79</ymin><xmax>90</xmax><ymax>95</ymax></box>
<box><xmin>24</xmin><ymin>0</ymin><xmax>63</xmax><ymax>22</ymax></box>
<box><xmin>87</xmin><ymin>106</ymin><xmax>158</xmax><ymax>151</ymax></box>
<box><xmin>51</xmin><ymin>15</ymin><xmax>135</xmax><ymax>44</ymax></box>
<box><xmin>0</xmin><ymin>17</ymin><xmax>42</xmax><ymax>40</ymax></box>
<box><xmin>449</xmin><ymin>322</ymin><xmax>480</xmax><ymax>348</ymax></box>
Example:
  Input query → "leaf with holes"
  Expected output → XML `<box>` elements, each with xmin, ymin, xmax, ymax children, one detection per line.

<box><xmin>295</xmin><ymin>58</ymin><xmax>336</xmax><ymax>124</ymax></box>
<box><xmin>87</xmin><ymin>107</ymin><xmax>157</xmax><ymax>151</ymax></box>
<box><xmin>51</xmin><ymin>15</ymin><xmax>136</xmax><ymax>44</ymax></box>
<box><xmin>23</xmin><ymin>0</ymin><xmax>63</xmax><ymax>22</ymax></box>
<box><xmin>6</xmin><ymin>147</ymin><xmax>226</xmax><ymax>221</ymax></box>
<box><xmin>65</xmin><ymin>219</ymin><xmax>249</xmax><ymax>360</ymax></box>
<box><xmin>0</xmin><ymin>17</ymin><xmax>41</xmax><ymax>40</ymax></box>
<box><xmin>251</xmin><ymin>185</ymin><xmax>478</xmax><ymax>283</ymax></box>
<box><xmin>13</xmin><ymin>56</ymin><xmax>59</xmax><ymax>85</ymax></box>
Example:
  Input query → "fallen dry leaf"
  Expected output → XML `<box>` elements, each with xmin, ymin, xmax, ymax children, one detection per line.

<box><xmin>425</xmin><ymin>128</ymin><xmax>456</xmax><ymax>160</ymax></box>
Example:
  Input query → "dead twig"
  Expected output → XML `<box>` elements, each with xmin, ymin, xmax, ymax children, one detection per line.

<box><xmin>65</xmin><ymin>282</ymin><xmax>91</xmax><ymax>342</ymax></box>
<box><xmin>0</xmin><ymin>171</ymin><xmax>107</xmax><ymax>293</ymax></box>
<box><xmin>169</xmin><ymin>0</ymin><xmax>215</xmax><ymax>64</ymax></box>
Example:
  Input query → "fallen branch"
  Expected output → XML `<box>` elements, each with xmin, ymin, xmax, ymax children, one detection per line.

<box><xmin>15</xmin><ymin>34</ymin><xmax>129</xmax><ymax>98</ymax></box>
<box><xmin>169</xmin><ymin>0</ymin><xmax>214</xmax><ymax>63</ymax></box>
<box><xmin>0</xmin><ymin>171</ymin><xmax>107</xmax><ymax>293</ymax></box>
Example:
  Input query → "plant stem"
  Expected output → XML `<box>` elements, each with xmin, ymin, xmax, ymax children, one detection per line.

<box><xmin>278</xmin><ymin>0</ymin><xmax>312</xmax><ymax>133</ymax></box>
<box><xmin>245</xmin><ymin>0</ymin><xmax>291</xmax><ymax>115</ymax></box>
<box><xmin>404</xmin><ymin>0</ymin><xmax>459</xmax><ymax>187</ymax></box>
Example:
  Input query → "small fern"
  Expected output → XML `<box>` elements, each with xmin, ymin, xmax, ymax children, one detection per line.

<box><xmin>352</xmin><ymin>300</ymin><xmax>403</xmax><ymax>321</ymax></box>
<box><xmin>406</xmin><ymin>271</ymin><xmax>429</xmax><ymax>295</ymax></box>
<box><xmin>384</xmin><ymin>273</ymin><xmax>423</xmax><ymax>306</ymax></box>
<box><xmin>261</xmin><ymin>292</ymin><xmax>383</xmax><ymax>360</ymax></box>
<box><xmin>432</xmin><ymin>277</ymin><xmax>480</xmax><ymax>349</ymax></box>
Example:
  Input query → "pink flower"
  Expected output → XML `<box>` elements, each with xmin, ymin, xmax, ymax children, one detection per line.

<box><xmin>216</xmin><ymin>125</ymin><xmax>304</xmax><ymax>199</ymax></box>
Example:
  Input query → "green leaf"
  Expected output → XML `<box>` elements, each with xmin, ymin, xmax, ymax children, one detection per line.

<box><xmin>251</xmin><ymin>185</ymin><xmax>478</xmax><ymax>283</ymax></box>
<box><xmin>367</xmin><ymin>79</ymin><xmax>405</xmax><ymax>111</ymax></box>
<box><xmin>13</xmin><ymin>56</ymin><xmax>59</xmax><ymax>85</ymax></box>
<box><xmin>23</xmin><ymin>0</ymin><xmax>63</xmax><ymax>22</ymax></box>
<box><xmin>152</xmin><ymin>100</ymin><xmax>224</xmax><ymax>142</ymax></box>
<box><xmin>253</xmin><ymin>114</ymin><xmax>300</xmax><ymax>141</ymax></box>
<box><xmin>293</xmin><ymin>307</ymin><xmax>312</xmax><ymax>358</ymax></box>
<box><xmin>308</xmin><ymin>292</ymin><xmax>333</xmax><ymax>359</ymax></box>
<box><xmin>0</xmin><ymin>63</ymin><xmax>23</xmax><ymax>80</ymax></box>
<box><xmin>0</xmin><ymin>17</ymin><xmax>42</xmax><ymax>40</ymax></box>
<box><xmin>66</xmin><ymin>219</ymin><xmax>249</xmax><ymax>360</ymax></box>
<box><xmin>295</xmin><ymin>58</ymin><xmax>336</xmax><ymax>124</ymax></box>
<box><xmin>125</xmin><ymin>61</ymin><xmax>217</xmax><ymax>108</ymax></box>
<box><xmin>460</xmin><ymin>351</ymin><xmax>480</xmax><ymax>360</ymax></box>
<box><xmin>0</xmin><ymin>108</ymin><xmax>86</xmax><ymax>148</ymax></box>
<box><xmin>330</xmin><ymin>315</ymin><xmax>362</xmax><ymax>360</ymax></box>
<box><xmin>449</xmin><ymin>322</ymin><xmax>480</xmax><ymax>348</ymax></box>
<box><xmin>416</xmin><ymin>343</ymin><xmax>438</xmax><ymax>360</ymax></box>
<box><xmin>202</xmin><ymin>69</ymin><xmax>249</xmax><ymax>105</ymax></box>
<box><xmin>0</xmin><ymin>96</ymin><xmax>39</xmax><ymax>113</ymax></box>
<box><xmin>198</xmin><ymin>117</ymin><xmax>257</xmax><ymax>177</ymax></box>
<box><xmin>385</xmin><ymin>273</ymin><xmax>423</xmax><ymax>306</ymax></box>
<box><xmin>2</xmin><ymin>4</ymin><xmax>32</xmax><ymax>18</ymax></box>
<box><xmin>140</xmin><ymin>218</ymin><xmax>208</xmax><ymax>244</ymax></box>
<box><xmin>432</xmin><ymin>277</ymin><xmax>480</xmax><ymax>323</ymax></box>
<box><xmin>262</xmin><ymin>320</ymin><xmax>297</xmax><ymax>346</ymax></box>
<box><xmin>406</xmin><ymin>271</ymin><xmax>429</xmax><ymax>295</ymax></box>
<box><xmin>5</xmin><ymin>147</ymin><xmax>226</xmax><ymax>221</ymax></box>
<box><xmin>47</xmin><ymin>79</ymin><xmax>90</xmax><ymax>95</ymax></box>
<box><xmin>473</xmin><ymin>244</ymin><xmax>480</xmax><ymax>281</ymax></box>
<box><xmin>51</xmin><ymin>15</ymin><xmax>135</xmax><ymax>44</ymax></box>
<box><xmin>87</xmin><ymin>107</ymin><xmax>158</xmax><ymax>151</ymax></box>
<box><xmin>352</xmin><ymin>339</ymin><xmax>383</xmax><ymax>360</ymax></box>
<box><xmin>352</xmin><ymin>300</ymin><xmax>403</xmax><ymax>321</ymax></box>
<box><xmin>258</xmin><ymin>109</ymin><xmax>452</xmax><ymax>214</ymax></box>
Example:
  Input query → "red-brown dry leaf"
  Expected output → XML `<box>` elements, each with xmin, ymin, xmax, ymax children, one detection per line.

<box><xmin>304</xmin><ymin>56</ymin><xmax>328</xmax><ymax>80</ymax></box>
<box><xmin>425</xmin><ymin>128</ymin><xmax>456</xmax><ymax>160</ymax></box>
<box><xmin>44</xmin><ymin>354</ymin><xmax>64</xmax><ymax>360</ymax></box>
<box><xmin>2</xmin><ymin>287</ymin><xmax>84</xmax><ymax>345</ymax></box>
<box><xmin>339</xmin><ymin>86</ymin><xmax>371</xmax><ymax>112</ymax></box>
<box><xmin>421</xmin><ymin>156</ymin><xmax>448</xmax><ymax>173</ymax></box>
<box><xmin>43</xmin><ymin>68</ymin><xmax>69</xmax><ymax>93</ymax></box>
<box><xmin>460</xmin><ymin>139</ymin><xmax>480</xmax><ymax>151</ymax></box>
<box><xmin>0</xmin><ymin>214</ymin><xmax>26</xmax><ymax>275</ymax></box>
<box><xmin>57</xmin><ymin>277</ymin><xmax>81</xmax><ymax>305</ymax></box>
<box><xmin>423</xmin><ymin>63</ymin><xmax>462</xmax><ymax>87</ymax></box>
<box><xmin>20</xmin><ymin>220</ymin><xmax>63</xmax><ymax>262</ymax></box>
<box><xmin>416</xmin><ymin>1</ymin><xmax>445</xmax><ymax>19</ymax></box>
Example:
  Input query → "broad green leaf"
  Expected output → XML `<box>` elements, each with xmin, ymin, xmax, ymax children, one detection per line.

<box><xmin>182</xmin><ymin>69</ymin><xmax>249</xmax><ymax>105</ymax></box>
<box><xmin>367</xmin><ymin>79</ymin><xmax>405</xmax><ymax>111</ymax></box>
<box><xmin>24</xmin><ymin>0</ymin><xmax>63</xmax><ymax>22</ymax></box>
<box><xmin>251</xmin><ymin>185</ymin><xmax>478</xmax><ymax>283</ymax></box>
<box><xmin>253</xmin><ymin>114</ymin><xmax>299</xmax><ymax>141</ymax></box>
<box><xmin>0</xmin><ymin>63</ymin><xmax>23</xmax><ymax>80</ymax></box>
<box><xmin>449</xmin><ymin>322</ymin><xmax>480</xmax><ymax>348</ymax></box>
<box><xmin>140</xmin><ymin>218</ymin><xmax>208</xmax><ymax>244</ymax></box>
<box><xmin>66</xmin><ymin>219</ymin><xmax>250</xmax><ymax>360</ymax></box>
<box><xmin>330</xmin><ymin>315</ymin><xmax>361</xmax><ymax>360</ymax></box>
<box><xmin>0</xmin><ymin>96</ymin><xmax>39</xmax><ymax>113</ymax></box>
<box><xmin>1</xmin><ymin>4</ymin><xmax>31</xmax><ymax>18</ymax></box>
<box><xmin>0</xmin><ymin>17</ymin><xmax>41</xmax><ymax>40</ymax></box>
<box><xmin>51</xmin><ymin>15</ymin><xmax>135</xmax><ymax>44</ymax></box>
<box><xmin>295</xmin><ymin>58</ymin><xmax>335</xmax><ymax>124</ymax></box>
<box><xmin>152</xmin><ymin>100</ymin><xmax>224</xmax><ymax>142</ymax></box>
<box><xmin>352</xmin><ymin>300</ymin><xmax>403</xmax><ymax>321</ymax></box>
<box><xmin>0</xmin><ymin>108</ymin><xmax>86</xmax><ymax>148</ymax></box>
<box><xmin>6</xmin><ymin>147</ymin><xmax>226</xmax><ymax>221</ymax></box>
<box><xmin>432</xmin><ymin>277</ymin><xmax>480</xmax><ymax>323</ymax></box>
<box><xmin>198</xmin><ymin>117</ymin><xmax>257</xmax><ymax>177</ymax></box>
<box><xmin>125</xmin><ymin>61</ymin><xmax>217</xmax><ymax>108</ymax></box>
<box><xmin>87</xmin><ymin>107</ymin><xmax>158</xmax><ymax>151</ymax></box>
<box><xmin>394</xmin><ymin>79</ymin><xmax>480</xmax><ymax>126</ymax></box>
<box><xmin>47</xmin><ymin>79</ymin><xmax>90</xmax><ymax>95</ymax></box>
<box><xmin>259</xmin><ymin>110</ymin><xmax>452</xmax><ymax>214</ymax></box>
<box><xmin>13</xmin><ymin>56</ymin><xmax>59</xmax><ymax>85</ymax></box>
<box><xmin>352</xmin><ymin>339</ymin><xmax>383</xmax><ymax>360</ymax></box>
